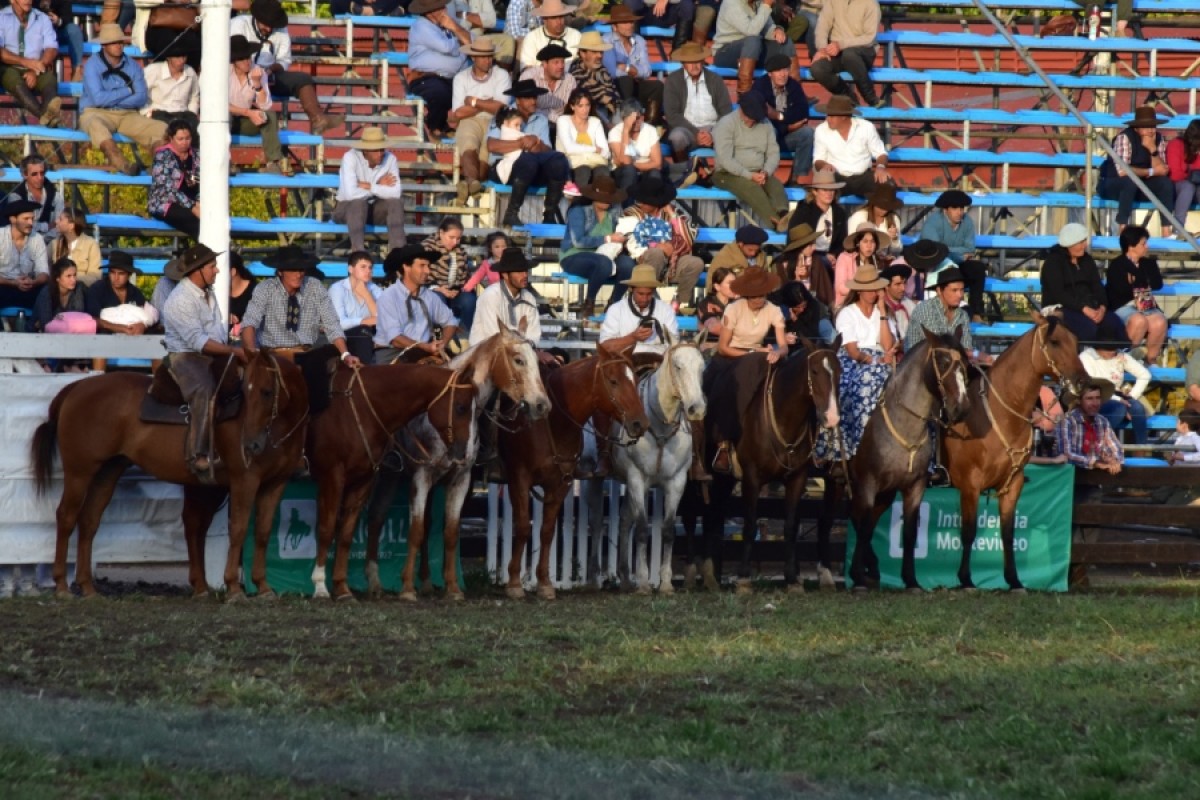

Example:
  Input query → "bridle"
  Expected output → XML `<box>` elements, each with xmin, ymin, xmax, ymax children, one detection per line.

<box><xmin>638</xmin><ymin>343</ymin><xmax>700</xmax><ymax>474</ymax></box>
<box><xmin>763</xmin><ymin>346</ymin><xmax>837</xmax><ymax>472</ymax></box>
<box><xmin>879</xmin><ymin>343</ymin><xmax>967</xmax><ymax>473</ymax></box>
<box><xmin>481</xmin><ymin>338</ymin><xmax>538</xmax><ymax>432</ymax></box>
<box><xmin>240</xmin><ymin>353</ymin><xmax>308</xmax><ymax>467</ymax></box>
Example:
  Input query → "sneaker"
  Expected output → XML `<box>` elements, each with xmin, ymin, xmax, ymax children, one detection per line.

<box><xmin>563</xmin><ymin>181</ymin><xmax>581</xmax><ymax>198</ymax></box>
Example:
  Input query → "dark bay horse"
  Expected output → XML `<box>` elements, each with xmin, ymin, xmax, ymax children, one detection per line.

<box><xmin>943</xmin><ymin>312</ymin><xmax>1085</xmax><ymax>591</ymax></box>
<box><xmin>307</xmin><ymin>363</ymin><xmax>478</xmax><ymax>600</ymax></box>
<box><xmin>841</xmin><ymin>328</ymin><xmax>973</xmax><ymax>591</ymax></box>
<box><xmin>499</xmin><ymin>341</ymin><xmax>649</xmax><ymax>600</ymax></box>
<box><xmin>362</xmin><ymin>328</ymin><xmax>550</xmax><ymax>602</ymax></box>
<box><xmin>699</xmin><ymin>339</ymin><xmax>843</xmax><ymax>591</ymax></box>
<box><xmin>30</xmin><ymin>352</ymin><xmax>307</xmax><ymax>599</ymax></box>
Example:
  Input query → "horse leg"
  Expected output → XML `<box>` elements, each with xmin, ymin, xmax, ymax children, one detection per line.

<box><xmin>847</xmin><ymin>487</ymin><xmax>890</xmax><ymax>591</ymax></box>
<box><xmin>505</xmin><ymin>476</ymin><xmax>533</xmax><ymax>599</ymax></box>
<box><xmin>679</xmin><ymin>482</ymin><xmax>699</xmax><ymax>588</ymax></box>
<box><xmin>957</xmin><ymin>491</ymin><xmax>981</xmax><ymax>590</ymax></box>
<box><xmin>658</xmin><ymin>473</ymin><xmax>687</xmax><ymax>595</ymax></box>
<box><xmin>223</xmin><ymin>481</ymin><xmax>258</xmax><ymax>601</ymax></box>
<box><xmin>399</xmin><ymin>472</ymin><xmax>432</xmax><ymax>603</ymax></box>
<box><xmin>701</xmin><ymin>475</ymin><xmax>734</xmax><ymax>591</ymax></box>
<box><xmin>441</xmin><ymin>468</ymin><xmax>472</xmax><ymax>602</ymax></box>
<box><xmin>738</xmin><ymin>473</ymin><xmax>761</xmax><ymax>584</ymax></box>
<box><xmin>311</xmin><ymin>469</ymin><xmax>345</xmax><ymax>600</ymax></box>
<box><xmin>629</xmin><ymin>473</ymin><xmax>653</xmax><ymax>595</ymax></box>
<box><xmin>781</xmin><ymin>471</ymin><xmax>807</xmax><ymax>589</ymax></box>
<box><xmin>616</xmin><ymin>492</ymin><xmax>634</xmax><ymax>591</ymax></box>
<box><xmin>249</xmin><ymin>480</ymin><xmax>287</xmax><ymax>599</ymax></box>
<box><xmin>535</xmin><ymin>485</ymin><xmax>569</xmax><ymax>601</ymax></box>
<box><xmin>70</xmin><ymin>460</ymin><xmax>126</xmax><ymax>598</ymax></box>
<box><xmin>999</xmin><ymin>476</ymin><xmax>1027</xmax><ymax>593</ymax></box>
<box><xmin>181</xmin><ymin>485</ymin><xmax>227</xmax><ymax>598</ymax></box>
<box><xmin>418</xmin><ymin>493</ymin><xmax>434</xmax><ymax>596</ymax></box>
<box><xmin>331</xmin><ymin>481</ymin><xmax>374</xmax><ymax>600</ymax></box>
<box><xmin>898</xmin><ymin>482</ymin><xmax>926</xmax><ymax>592</ymax></box>
<box><xmin>364</xmin><ymin>470</ymin><xmax>401</xmax><ymax>598</ymax></box>
<box><xmin>815</xmin><ymin>477</ymin><xmax>841</xmax><ymax>591</ymax></box>
<box><xmin>582</xmin><ymin>478</ymin><xmax>606</xmax><ymax>588</ymax></box>
<box><xmin>52</xmin><ymin>471</ymin><xmax>94</xmax><ymax>598</ymax></box>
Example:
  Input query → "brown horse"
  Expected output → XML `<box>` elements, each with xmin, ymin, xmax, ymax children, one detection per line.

<box><xmin>699</xmin><ymin>339</ymin><xmax>843</xmax><ymax>591</ymax></box>
<box><xmin>362</xmin><ymin>328</ymin><xmax>550</xmax><ymax>602</ymax></box>
<box><xmin>943</xmin><ymin>312</ymin><xmax>1086</xmax><ymax>591</ymax></box>
<box><xmin>499</xmin><ymin>341</ymin><xmax>649</xmax><ymax>600</ymax></box>
<box><xmin>30</xmin><ymin>352</ymin><xmax>308</xmax><ymax>599</ymax></box>
<box><xmin>307</xmin><ymin>363</ymin><xmax>479</xmax><ymax>600</ymax></box>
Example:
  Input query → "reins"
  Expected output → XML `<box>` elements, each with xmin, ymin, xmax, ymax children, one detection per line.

<box><xmin>240</xmin><ymin>353</ymin><xmax>308</xmax><ymax>467</ymax></box>
<box><xmin>879</xmin><ymin>344</ymin><xmax>967</xmax><ymax>473</ymax></box>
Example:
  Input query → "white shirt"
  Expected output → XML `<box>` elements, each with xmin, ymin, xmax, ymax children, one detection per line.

<box><xmin>142</xmin><ymin>60</ymin><xmax>200</xmax><ymax>115</ymax></box>
<box><xmin>451</xmin><ymin>65</ymin><xmax>512</xmax><ymax>110</ymax></box>
<box><xmin>599</xmin><ymin>296</ymin><xmax>680</xmax><ymax>355</ymax></box>
<box><xmin>814</xmin><ymin>206</ymin><xmax>834</xmax><ymax>252</ymax></box>
<box><xmin>517</xmin><ymin>25</ymin><xmax>581</xmax><ymax>70</ymax></box>
<box><xmin>1079</xmin><ymin>347</ymin><xmax>1151</xmax><ymax>401</ymax></box>
<box><xmin>1173</xmin><ymin>430</ymin><xmax>1200</xmax><ymax>464</ymax></box>
<box><xmin>607</xmin><ymin>122</ymin><xmax>659</xmax><ymax>165</ymax></box>
<box><xmin>836</xmin><ymin>303</ymin><xmax>882</xmax><ymax>350</ymax></box>
<box><xmin>814</xmin><ymin>117</ymin><xmax>887</xmax><ymax>176</ymax></box>
<box><xmin>335</xmin><ymin>149</ymin><xmax>403</xmax><ymax>203</ymax></box>
<box><xmin>469</xmin><ymin>282</ymin><xmax>542</xmax><ymax>346</ymax></box>
<box><xmin>683</xmin><ymin>74</ymin><xmax>720</xmax><ymax>130</ymax></box>
<box><xmin>558</xmin><ymin>115</ymin><xmax>611</xmax><ymax>160</ymax></box>
<box><xmin>231</xmin><ymin>13</ymin><xmax>294</xmax><ymax>72</ymax></box>
<box><xmin>0</xmin><ymin>225</ymin><xmax>48</xmax><ymax>280</ymax></box>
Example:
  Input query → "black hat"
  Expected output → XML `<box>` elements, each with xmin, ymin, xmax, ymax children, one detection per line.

<box><xmin>175</xmin><ymin>243</ymin><xmax>221</xmax><ymax>277</ymax></box>
<box><xmin>505</xmin><ymin>79</ymin><xmax>549</xmax><ymax>99</ymax></box>
<box><xmin>738</xmin><ymin>92</ymin><xmax>767</xmax><ymax>123</ymax></box>
<box><xmin>536</xmin><ymin>44</ymin><xmax>572</xmax><ymax>62</ymax></box>
<box><xmin>902</xmin><ymin>240</ymin><xmax>950</xmax><ymax>272</ymax></box>
<box><xmin>930</xmin><ymin>267</ymin><xmax>966</xmax><ymax>290</ymax></box>
<box><xmin>3</xmin><ymin>199</ymin><xmax>40</xmax><ymax>218</ymax></box>
<box><xmin>494</xmin><ymin>250</ymin><xmax>530</xmax><ymax>273</ymax></box>
<box><xmin>263</xmin><ymin>244</ymin><xmax>318</xmax><ymax>272</ymax></box>
<box><xmin>630</xmin><ymin>175</ymin><xmax>676</xmax><ymax>208</ymax></box>
<box><xmin>935</xmin><ymin>189</ymin><xmax>973</xmax><ymax>209</ymax></box>
<box><xmin>579</xmin><ymin>175</ymin><xmax>627</xmax><ymax>205</ymax></box>
<box><xmin>735</xmin><ymin>224</ymin><xmax>769</xmax><ymax>246</ymax></box>
<box><xmin>880</xmin><ymin>263</ymin><xmax>913</xmax><ymax>283</ymax></box>
<box><xmin>250</xmin><ymin>0</ymin><xmax>289</xmax><ymax>30</ymax></box>
<box><xmin>229</xmin><ymin>34</ymin><xmax>261</xmax><ymax>63</ymax></box>
<box><xmin>384</xmin><ymin>244</ymin><xmax>440</xmax><ymax>276</ymax></box>
<box><xmin>106</xmin><ymin>250</ymin><xmax>141</xmax><ymax>275</ymax></box>
<box><xmin>763</xmin><ymin>54</ymin><xmax>792</xmax><ymax>73</ymax></box>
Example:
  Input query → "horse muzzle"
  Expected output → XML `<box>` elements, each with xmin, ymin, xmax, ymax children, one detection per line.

<box><xmin>686</xmin><ymin>402</ymin><xmax>706</xmax><ymax>421</ymax></box>
<box><xmin>524</xmin><ymin>396</ymin><xmax>551</xmax><ymax>421</ymax></box>
<box><xmin>243</xmin><ymin>433</ymin><xmax>268</xmax><ymax>457</ymax></box>
<box><xmin>624</xmin><ymin>417</ymin><xmax>647</xmax><ymax>439</ymax></box>
<box><xmin>823</xmin><ymin>408</ymin><xmax>840</xmax><ymax>430</ymax></box>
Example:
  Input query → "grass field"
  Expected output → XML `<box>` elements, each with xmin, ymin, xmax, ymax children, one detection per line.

<box><xmin>1</xmin><ymin>583</ymin><xmax>1199</xmax><ymax>799</ymax></box>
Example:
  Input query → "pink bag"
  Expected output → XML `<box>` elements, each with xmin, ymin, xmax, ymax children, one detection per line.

<box><xmin>45</xmin><ymin>311</ymin><xmax>97</xmax><ymax>334</ymax></box>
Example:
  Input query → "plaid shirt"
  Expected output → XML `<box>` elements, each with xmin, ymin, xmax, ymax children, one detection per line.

<box><xmin>568</xmin><ymin>59</ymin><xmax>620</xmax><ymax>117</ymax></box>
<box><xmin>519</xmin><ymin>64</ymin><xmax>576</xmax><ymax>123</ymax></box>
<box><xmin>240</xmin><ymin>276</ymin><xmax>345</xmax><ymax>349</ymax></box>
<box><xmin>904</xmin><ymin>297</ymin><xmax>973</xmax><ymax>353</ymax></box>
<box><xmin>1056</xmin><ymin>407</ymin><xmax>1124</xmax><ymax>470</ymax></box>
<box><xmin>422</xmin><ymin>234</ymin><xmax>470</xmax><ymax>291</ymax></box>
<box><xmin>505</xmin><ymin>0</ymin><xmax>537</xmax><ymax>40</ymax></box>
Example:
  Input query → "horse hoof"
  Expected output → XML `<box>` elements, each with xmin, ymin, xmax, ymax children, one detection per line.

<box><xmin>683</xmin><ymin>564</ymin><xmax>698</xmax><ymax>588</ymax></box>
<box><xmin>225</xmin><ymin>591</ymin><xmax>249</xmax><ymax>604</ymax></box>
<box><xmin>817</xmin><ymin>567</ymin><xmax>836</xmax><ymax>591</ymax></box>
<box><xmin>257</xmin><ymin>590</ymin><xmax>278</xmax><ymax>602</ymax></box>
<box><xmin>505</xmin><ymin>587</ymin><xmax>525</xmax><ymax>600</ymax></box>
<box><xmin>312</xmin><ymin>588</ymin><xmax>331</xmax><ymax>601</ymax></box>
<box><xmin>905</xmin><ymin>587</ymin><xmax>926</xmax><ymax>595</ymax></box>
<box><xmin>537</xmin><ymin>586</ymin><xmax>557</xmax><ymax>601</ymax></box>
<box><xmin>635</xmin><ymin>584</ymin><xmax>652</xmax><ymax>596</ymax></box>
<box><xmin>54</xmin><ymin>589</ymin><xmax>73</xmax><ymax>600</ymax></box>
<box><xmin>191</xmin><ymin>589</ymin><xmax>209</xmax><ymax>600</ymax></box>
<box><xmin>851</xmin><ymin>585</ymin><xmax>869</xmax><ymax>595</ymax></box>
<box><xmin>735</xmin><ymin>579</ymin><xmax>753</xmax><ymax>596</ymax></box>
<box><xmin>657</xmin><ymin>582</ymin><xmax>675</xmax><ymax>596</ymax></box>
<box><xmin>1010</xmin><ymin>587</ymin><xmax>1028</xmax><ymax>596</ymax></box>
<box><xmin>446</xmin><ymin>591</ymin><xmax>466</xmax><ymax>603</ymax></box>
<box><xmin>787</xmin><ymin>582</ymin><xmax>806</xmax><ymax>595</ymax></box>
<box><xmin>957</xmin><ymin>585</ymin><xmax>979</xmax><ymax>594</ymax></box>
<box><xmin>335</xmin><ymin>592</ymin><xmax>357</xmax><ymax>603</ymax></box>
<box><xmin>398</xmin><ymin>591</ymin><xmax>418</xmax><ymax>603</ymax></box>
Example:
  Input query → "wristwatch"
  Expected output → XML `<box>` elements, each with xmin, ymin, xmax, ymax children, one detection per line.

<box><xmin>340</xmin><ymin>351</ymin><xmax>352</xmax><ymax>362</ymax></box>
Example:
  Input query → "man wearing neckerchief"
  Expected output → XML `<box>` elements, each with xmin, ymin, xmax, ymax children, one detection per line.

<box><xmin>469</xmin><ymin>249</ymin><xmax>558</xmax><ymax>365</ymax></box>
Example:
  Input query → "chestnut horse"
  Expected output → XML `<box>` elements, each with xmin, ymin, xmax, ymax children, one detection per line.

<box><xmin>362</xmin><ymin>328</ymin><xmax>550</xmax><ymax>601</ymax></box>
<box><xmin>943</xmin><ymin>312</ymin><xmax>1085</xmax><ymax>591</ymax></box>
<box><xmin>699</xmin><ymin>340</ymin><xmax>843</xmax><ymax>591</ymax></box>
<box><xmin>30</xmin><ymin>352</ymin><xmax>307</xmax><ymax>599</ymax></box>
<box><xmin>307</xmin><ymin>363</ymin><xmax>479</xmax><ymax>600</ymax></box>
<box><xmin>499</xmin><ymin>341</ymin><xmax>649</xmax><ymax>600</ymax></box>
<box><xmin>841</xmin><ymin>329</ymin><xmax>973</xmax><ymax>591</ymax></box>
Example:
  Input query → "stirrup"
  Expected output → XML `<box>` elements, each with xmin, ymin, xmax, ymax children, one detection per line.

<box><xmin>711</xmin><ymin>444</ymin><xmax>733</xmax><ymax>475</ymax></box>
<box><xmin>929</xmin><ymin>464</ymin><xmax>951</xmax><ymax>488</ymax></box>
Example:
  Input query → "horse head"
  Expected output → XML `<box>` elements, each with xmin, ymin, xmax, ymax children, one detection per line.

<box><xmin>495</xmin><ymin>327</ymin><xmax>551</xmax><ymax>419</ymax></box>
<box><xmin>922</xmin><ymin>325</ymin><xmax>972</xmax><ymax>424</ymax></box>
<box><xmin>240</xmin><ymin>350</ymin><xmax>284</xmax><ymax>458</ymax></box>
<box><xmin>660</xmin><ymin>343</ymin><xmax>706</xmax><ymax>422</ymax></box>
<box><xmin>425</xmin><ymin>369</ymin><xmax>479</xmax><ymax>465</ymax></box>
<box><xmin>596</xmin><ymin>341</ymin><xmax>649</xmax><ymax>439</ymax></box>
<box><xmin>1030</xmin><ymin>310</ymin><xmax>1087</xmax><ymax>394</ymax></box>
<box><xmin>807</xmin><ymin>335</ymin><xmax>842</xmax><ymax>430</ymax></box>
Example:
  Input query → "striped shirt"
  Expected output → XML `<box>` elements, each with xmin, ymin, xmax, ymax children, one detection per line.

<box><xmin>568</xmin><ymin>59</ymin><xmax>620</xmax><ymax>117</ymax></box>
<box><xmin>422</xmin><ymin>234</ymin><xmax>470</xmax><ymax>291</ymax></box>
<box><xmin>518</xmin><ymin>64</ymin><xmax>576</xmax><ymax>123</ymax></box>
<box><xmin>163</xmin><ymin>279</ymin><xmax>227</xmax><ymax>353</ymax></box>
<box><xmin>240</xmin><ymin>276</ymin><xmax>345</xmax><ymax>349</ymax></box>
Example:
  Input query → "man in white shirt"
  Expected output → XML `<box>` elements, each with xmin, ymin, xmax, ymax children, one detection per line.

<box><xmin>516</xmin><ymin>0</ymin><xmax>581</xmax><ymax>71</ymax></box>
<box><xmin>450</xmin><ymin>38</ymin><xmax>511</xmax><ymax>203</ymax></box>
<box><xmin>231</xmin><ymin>0</ymin><xmax>345</xmax><ymax>134</ymax></box>
<box><xmin>0</xmin><ymin>198</ymin><xmax>49</xmax><ymax>310</ymax></box>
<box><xmin>470</xmin><ymin>250</ymin><xmax>556</xmax><ymax>362</ymax></box>
<box><xmin>812</xmin><ymin>94</ymin><xmax>890</xmax><ymax>198</ymax></box>
<box><xmin>519</xmin><ymin>43</ymin><xmax>576</xmax><ymax>125</ymax></box>
<box><xmin>333</xmin><ymin>127</ymin><xmax>405</xmax><ymax>253</ymax></box>
<box><xmin>141</xmin><ymin>43</ymin><xmax>200</xmax><ymax>135</ymax></box>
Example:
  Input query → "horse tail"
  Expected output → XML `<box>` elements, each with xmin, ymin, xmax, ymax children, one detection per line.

<box><xmin>31</xmin><ymin>381</ymin><xmax>73</xmax><ymax>495</ymax></box>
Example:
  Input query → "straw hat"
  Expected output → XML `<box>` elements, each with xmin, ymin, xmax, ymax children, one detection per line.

<box><xmin>845</xmin><ymin>265</ymin><xmax>887</xmax><ymax>291</ymax></box>
<box><xmin>353</xmin><ymin>127</ymin><xmax>391</xmax><ymax>150</ymax></box>
<box><xmin>94</xmin><ymin>24</ymin><xmax>128</xmax><ymax>45</ymax></box>
<box><xmin>608</xmin><ymin>4</ymin><xmax>642</xmax><ymax>24</ymax></box>
<box><xmin>534</xmin><ymin>0</ymin><xmax>577</xmax><ymax>17</ymax></box>
<box><xmin>621</xmin><ymin>264</ymin><xmax>662</xmax><ymax>288</ymax></box>
<box><xmin>1068</xmin><ymin>377</ymin><xmax>1116</xmax><ymax>405</ymax></box>
<box><xmin>808</xmin><ymin>168</ymin><xmax>845</xmax><ymax>190</ymax></box>
<box><xmin>577</xmin><ymin>31</ymin><xmax>612</xmax><ymax>52</ymax></box>
<box><xmin>843</xmin><ymin>222</ymin><xmax>892</xmax><ymax>253</ymax></box>
<box><xmin>730</xmin><ymin>267</ymin><xmax>781</xmax><ymax>298</ymax></box>
<box><xmin>782</xmin><ymin>222</ymin><xmax>819</xmax><ymax>254</ymax></box>
<box><xmin>671</xmin><ymin>42</ymin><xmax>710</xmax><ymax>63</ymax></box>
<box><xmin>461</xmin><ymin>39</ymin><xmax>497</xmax><ymax>57</ymax></box>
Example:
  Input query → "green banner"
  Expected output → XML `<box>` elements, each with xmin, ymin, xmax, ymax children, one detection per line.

<box><xmin>242</xmin><ymin>480</ymin><xmax>461</xmax><ymax>596</ymax></box>
<box><xmin>846</xmin><ymin>464</ymin><xmax>1074</xmax><ymax>591</ymax></box>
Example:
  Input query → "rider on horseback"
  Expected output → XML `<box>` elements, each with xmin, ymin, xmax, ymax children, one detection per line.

<box><xmin>161</xmin><ymin>244</ymin><xmax>245</xmax><ymax>483</ymax></box>
<box><xmin>374</xmin><ymin>243</ymin><xmax>459</xmax><ymax>364</ymax></box>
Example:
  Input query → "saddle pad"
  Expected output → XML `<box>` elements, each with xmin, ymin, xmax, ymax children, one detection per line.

<box><xmin>139</xmin><ymin>391</ymin><xmax>243</xmax><ymax>426</ymax></box>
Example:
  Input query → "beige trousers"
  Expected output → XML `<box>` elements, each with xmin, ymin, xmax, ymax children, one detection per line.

<box><xmin>80</xmin><ymin>108</ymin><xmax>167</xmax><ymax>151</ymax></box>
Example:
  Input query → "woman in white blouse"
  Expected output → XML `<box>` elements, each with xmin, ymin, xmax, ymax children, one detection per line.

<box><xmin>556</xmin><ymin>89</ymin><xmax>612</xmax><ymax>190</ymax></box>
<box><xmin>328</xmin><ymin>250</ymin><xmax>383</xmax><ymax>363</ymax></box>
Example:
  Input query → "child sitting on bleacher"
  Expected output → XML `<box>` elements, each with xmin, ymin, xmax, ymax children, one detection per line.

<box><xmin>1166</xmin><ymin>410</ymin><xmax>1200</xmax><ymax>466</ymax></box>
<box><xmin>493</xmin><ymin>107</ymin><xmax>527</xmax><ymax>184</ymax></box>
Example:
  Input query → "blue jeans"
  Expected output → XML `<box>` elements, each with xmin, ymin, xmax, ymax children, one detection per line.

<box><xmin>1101</xmin><ymin>397</ymin><xmax>1147</xmax><ymax>444</ymax></box>
<box><xmin>56</xmin><ymin>23</ymin><xmax>85</xmax><ymax>72</ymax></box>
<box><xmin>783</xmin><ymin>125</ymin><xmax>814</xmax><ymax>179</ymax></box>
<box><xmin>561</xmin><ymin>252</ymin><xmax>617</xmax><ymax>305</ymax></box>
<box><xmin>608</xmin><ymin>255</ymin><xmax>637</xmax><ymax>307</ymax></box>
<box><xmin>713</xmin><ymin>36</ymin><xmax>796</xmax><ymax>69</ymax></box>
<box><xmin>435</xmin><ymin>288</ymin><xmax>477</xmax><ymax>333</ymax></box>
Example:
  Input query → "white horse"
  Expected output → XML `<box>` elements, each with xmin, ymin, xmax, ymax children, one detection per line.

<box><xmin>585</xmin><ymin>344</ymin><xmax>707</xmax><ymax>594</ymax></box>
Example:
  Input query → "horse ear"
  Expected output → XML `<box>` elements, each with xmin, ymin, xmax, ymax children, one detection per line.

<box><xmin>952</xmin><ymin>323</ymin><xmax>965</xmax><ymax>344</ymax></box>
<box><xmin>830</xmin><ymin>333</ymin><xmax>843</xmax><ymax>351</ymax></box>
<box><xmin>517</xmin><ymin>316</ymin><xmax>529</xmax><ymax>335</ymax></box>
<box><xmin>920</xmin><ymin>324</ymin><xmax>934</xmax><ymax>341</ymax></box>
<box><xmin>798</xmin><ymin>333</ymin><xmax>816</xmax><ymax>352</ymax></box>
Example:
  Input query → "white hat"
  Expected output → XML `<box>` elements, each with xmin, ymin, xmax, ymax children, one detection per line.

<box><xmin>1058</xmin><ymin>223</ymin><xmax>1089</xmax><ymax>248</ymax></box>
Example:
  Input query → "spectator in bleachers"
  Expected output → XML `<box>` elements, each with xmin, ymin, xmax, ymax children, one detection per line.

<box><xmin>699</xmin><ymin>266</ymin><xmax>737</xmax><ymax>339</ymax></box>
<box><xmin>151</xmin><ymin>252</ymin><xmax>182</xmax><ymax>317</ymax></box>
<box><xmin>0</xmin><ymin>198</ymin><xmax>48</xmax><ymax>310</ymax></box>
<box><xmin>712</xmin><ymin>92</ymin><xmax>790</xmax><ymax>233</ymax></box>
<box><xmin>794</xmin><ymin>0</ymin><xmax>821</xmax><ymax>57</ymax></box>
<box><xmin>752</xmin><ymin>53</ymin><xmax>813</xmax><ymax>186</ymax></box>
<box><xmin>422</xmin><ymin>217</ymin><xmax>475</xmax><ymax>332</ymax></box>
<box><xmin>569</xmin><ymin>32</ymin><xmax>620</xmax><ymax>126</ymax></box>
<box><xmin>614</xmin><ymin>176</ymin><xmax>703</xmax><ymax>311</ymax></box>
<box><xmin>38</xmin><ymin>0</ymin><xmax>83</xmax><ymax>82</ymax></box>
<box><xmin>451</xmin><ymin>38</ymin><xmax>511</xmax><ymax>204</ymax></box>
<box><xmin>86</xmin><ymin>250</ymin><xmax>150</xmax><ymax>357</ymax></box>
<box><xmin>919</xmin><ymin>189</ymin><xmax>987</xmax><ymax>323</ymax></box>
<box><xmin>772</xmin><ymin>278</ymin><xmax>834</xmax><ymax>344</ymax></box>
<box><xmin>226</xmin><ymin>251</ymin><xmax>256</xmax><ymax>332</ymax></box>
<box><xmin>505</xmin><ymin>0</ymin><xmax>541</xmax><ymax>66</ymax></box>
<box><xmin>516</xmin><ymin>0</ymin><xmax>581</xmax><ymax>71</ymax></box>
<box><xmin>228</xmin><ymin>34</ymin><xmax>288</xmax><ymax>175</ymax></box>
<box><xmin>772</xmin><ymin>220</ymin><xmax>833</xmax><ymax>307</ymax></box>
<box><xmin>3</xmin><ymin>155</ymin><xmax>61</xmax><ymax>242</ymax></box>
<box><xmin>330</xmin><ymin>0</ymin><xmax>404</xmax><ymax>17</ymax></box>
<box><xmin>710</xmin><ymin>223</ymin><xmax>769</xmax><ymax>274</ymax></box>
<box><xmin>489</xmin><ymin>79</ymin><xmax>571</xmax><ymax>227</ymax></box>
<box><xmin>846</xmin><ymin>183</ymin><xmax>902</xmax><ymax>257</ymax></box>
<box><xmin>602</xmin><ymin>5</ymin><xmax>665</xmax><ymax>126</ymax></box>
<box><xmin>811</xmin><ymin>94</ymin><xmax>890</xmax><ymax>198</ymax></box>
<box><xmin>31</xmin><ymin>255</ymin><xmax>84</xmax><ymax>332</ymax></box>
<box><xmin>449</xmin><ymin>0</ymin><xmax>516</xmax><ymax>68</ymax></box>
<box><xmin>1106</xmin><ymin>224</ymin><xmax>1166</xmax><ymax>366</ymax></box>
<box><xmin>80</xmin><ymin>24</ymin><xmax>167</xmax><ymax>176</ymax></box>
<box><xmin>53</xmin><ymin>207</ymin><xmax>101</xmax><ymax>286</ymax></box>
<box><xmin>609</xmin><ymin>98</ymin><xmax>669</xmax><ymax>193</ymax></box>
<box><xmin>332</xmin><ymin>126</ymin><xmax>406</xmax><ymax>255</ymax></box>
<box><xmin>1056</xmin><ymin>378</ymin><xmax>1123</xmax><ymax>475</ymax></box>
<box><xmin>558</xmin><ymin>89</ymin><xmax>611</xmax><ymax>189</ymax></box>
<box><xmin>374</xmin><ymin>243</ymin><xmax>459</xmax><ymax>363</ymax></box>
<box><xmin>0</xmin><ymin>0</ymin><xmax>62</xmax><ymax>127</ymax></box>
<box><xmin>663</xmin><ymin>43</ymin><xmax>732</xmax><ymax>169</ymax></box>
<box><xmin>520</xmin><ymin>43</ymin><xmax>576</xmax><ymax>125</ymax></box>
<box><xmin>833</xmin><ymin>222</ymin><xmax>888</xmax><ymax>308</ymax></box>
<box><xmin>1167</xmin><ymin>119</ymin><xmax>1200</xmax><ymax>233</ymax></box>
<box><xmin>409</xmin><ymin>0</ymin><xmax>472</xmax><ymax>139</ymax></box>
<box><xmin>785</xmin><ymin>169</ymin><xmax>845</xmax><ymax>289</ymax></box>
<box><xmin>713</xmin><ymin>0</ymin><xmax>796</xmax><ymax>95</ymax></box>
<box><xmin>1041</xmin><ymin>222</ymin><xmax>1130</xmax><ymax>348</ymax></box>
<box><xmin>149</xmin><ymin>119</ymin><xmax>201</xmax><ymax>240</ymax></box>
<box><xmin>464</xmin><ymin>231</ymin><xmax>510</xmax><ymax>293</ymax></box>
<box><xmin>562</xmin><ymin>176</ymin><xmax>632</xmax><ymax>318</ymax></box>
<box><xmin>1080</xmin><ymin>327</ymin><xmax>1150</xmax><ymax>445</ymax></box>
<box><xmin>136</xmin><ymin>0</ymin><xmax>201</xmax><ymax>71</ymax></box>
<box><xmin>1166</xmin><ymin>410</ymin><xmax>1200</xmax><ymax>466</ymax></box>
<box><xmin>809</xmin><ymin>0</ymin><xmax>881</xmax><ymax>108</ymax></box>
<box><xmin>233</xmin><ymin>0</ymin><xmax>346</xmax><ymax>136</ymax></box>
<box><xmin>1099</xmin><ymin>106</ymin><xmax>1176</xmax><ymax>239</ymax></box>
<box><xmin>328</xmin><ymin>250</ymin><xmax>382</xmax><ymax>364</ymax></box>
<box><xmin>141</xmin><ymin>41</ymin><xmax>200</xmax><ymax>136</ymax></box>
<box><xmin>879</xmin><ymin>263</ymin><xmax>913</xmax><ymax>343</ymax></box>
<box><xmin>624</xmin><ymin>0</ymin><xmax>694</xmax><ymax>51</ymax></box>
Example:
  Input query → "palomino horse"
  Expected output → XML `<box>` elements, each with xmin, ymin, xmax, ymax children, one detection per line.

<box><xmin>582</xmin><ymin>343</ymin><xmax>707</xmax><ymax>594</ymax></box>
<box><xmin>842</xmin><ymin>329</ymin><xmax>973</xmax><ymax>591</ymax></box>
<box><xmin>699</xmin><ymin>340</ymin><xmax>843</xmax><ymax>591</ymax></box>
<box><xmin>308</xmin><ymin>363</ymin><xmax>478</xmax><ymax>600</ymax></box>
<box><xmin>362</xmin><ymin>328</ymin><xmax>550</xmax><ymax>601</ymax></box>
<box><xmin>500</xmin><ymin>341</ymin><xmax>649</xmax><ymax>600</ymax></box>
<box><xmin>30</xmin><ymin>352</ymin><xmax>308</xmax><ymax>599</ymax></box>
<box><xmin>943</xmin><ymin>312</ymin><xmax>1085</xmax><ymax>591</ymax></box>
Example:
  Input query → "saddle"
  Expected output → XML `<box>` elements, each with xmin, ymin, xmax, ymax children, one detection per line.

<box><xmin>140</xmin><ymin>360</ymin><xmax>243</xmax><ymax>426</ymax></box>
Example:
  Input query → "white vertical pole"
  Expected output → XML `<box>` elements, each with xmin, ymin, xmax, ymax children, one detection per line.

<box><xmin>199</xmin><ymin>1</ymin><xmax>232</xmax><ymax>322</ymax></box>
